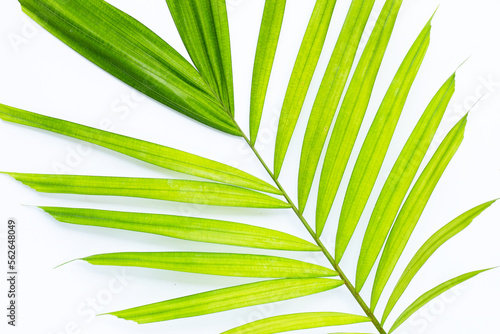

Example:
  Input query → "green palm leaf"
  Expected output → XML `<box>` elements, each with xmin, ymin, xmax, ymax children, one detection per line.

<box><xmin>274</xmin><ymin>0</ymin><xmax>337</xmax><ymax>176</ymax></box>
<box><xmin>165</xmin><ymin>0</ymin><xmax>234</xmax><ymax>115</ymax></box>
<box><xmin>0</xmin><ymin>104</ymin><xmax>279</xmax><ymax>194</ymax></box>
<box><xmin>382</xmin><ymin>200</ymin><xmax>497</xmax><ymax>323</ymax></box>
<box><xmin>40</xmin><ymin>206</ymin><xmax>320</xmax><ymax>251</ymax></box>
<box><xmin>249</xmin><ymin>0</ymin><xmax>287</xmax><ymax>145</ymax></box>
<box><xmin>222</xmin><ymin>312</ymin><xmax>369</xmax><ymax>334</ymax></box>
<box><xmin>298</xmin><ymin>0</ymin><xmax>375</xmax><ymax>212</ymax></box>
<box><xmin>316</xmin><ymin>0</ymin><xmax>404</xmax><ymax>236</ymax></box>
<box><xmin>106</xmin><ymin>278</ymin><xmax>343</xmax><ymax>324</ymax></box>
<box><xmin>335</xmin><ymin>16</ymin><xmax>431</xmax><ymax>262</ymax></box>
<box><xmin>0</xmin><ymin>1</ymin><xmax>495</xmax><ymax>333</ymax></box>
<box><xmin>355</xmin><ymin>73</ymin><xmax>456</xmax><ymax>291</ymax></box>
<box><xmin>18</xmin><ymin>0</ymin><xmax>239</xmax><ymax>135</ymax></box>
<box><xmin>389</xmin><ymin>269</ymin><xmax>493</xmax><ymax>333</ymax></box>
<box><xmin>371</xmin><ymin>114</ymin><xmax>468</xmax><ymax>310</ymax></box>
<box><xmin>79</xmin><ymin>251</ymin><xmax>336</xmax><ymax>278</ymax></box>
<box><xmin>4</xmin><ymin>173</ymin><xmax>290</xmax><ymax>208</ymax></box>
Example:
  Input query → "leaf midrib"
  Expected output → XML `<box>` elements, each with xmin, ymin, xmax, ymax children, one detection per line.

<box><xmin>238</xmin><ymin>129</ymin><xmax>388</xmax><ymax>334</ymax></box>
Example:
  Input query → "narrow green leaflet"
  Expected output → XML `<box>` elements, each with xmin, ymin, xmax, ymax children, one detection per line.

<box><xmin>316</xmin><ymin>0</ymin><xmax>404</xmax><ymax>236</ymax></box>
<box><xmin>18</xmin><ymin>0</ymin><xmax>239</xmax><ymax>135</ymax></box>
<box><xmin>298</xmin><ymin>0</ymin><xmax>376</xmax><ymax>212</ymax></box>
<box><xmin>165</xmin><ymin>0</ymin><xmax>234</xmax><ymax>115</ymax></box>
<box><xmin>382</xmin><ymin>200</ymin><xmax>497</xmax><ymax>323</ymax></box>
<box><xmin>106</xmin><ymin>278</ymin><xmax>343</xmax><ymax>324</ymax></box>
<box><xmin>389</xmin><ymin>269</ymin><xmax>492</xmax><ymax>333</ymax></box>
<box><xmin>80</xmin><ymin>252</ymin><xmax>336</xmax><ymax>278</ymax></box>
<box><xmin>336</xmin><ymin>17</ymin><xmax>432</xmax><ymax>262</ymax></box>
<box><xmin>222</xmin><ymin>312</ymin><xmax>369</xmax><ymax>334</ymax></box>
<box><xmin>4</xmin><ymin>173</ymin><xmax>291</xmax><ymax>208</ymax></box>
<box><xmin>355</xmin><ymin>73</ymin><xmax>455</xmax><ymax>292</ymax></box>
<box><xmin>40</xmin><ymin>207</ymin><xmax>320</xmax><ymax>251</ymax></box>
<box><xmin>0</xmin><ymin>104</ymin><xmax>279</xmax><ymax>194</ymax></box>
<box><xmin>274</xmin><ymin>0</ymin><xmax>337</xmax><ymax>176</ymax></box>
<box><xmin>249</xmin><ymin>0</ymin><xmax>287</xmax><ymax>145</ymax></box>
<box><xmin>371</xmin><ymin>115</ymin><xmax>468</xmax><ymax>310</ymax></box>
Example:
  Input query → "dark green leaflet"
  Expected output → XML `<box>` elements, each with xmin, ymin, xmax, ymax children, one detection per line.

<box><xmin>19</xmin><ymin>0</ymin><xmax>239</xmax><ymax>134</ymax></box>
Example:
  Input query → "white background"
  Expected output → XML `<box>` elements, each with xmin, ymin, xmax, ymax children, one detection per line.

<box><xmin>0</xmin><ymin>0</ymin><xmax>499</xmax><ymax>333</ymax></box>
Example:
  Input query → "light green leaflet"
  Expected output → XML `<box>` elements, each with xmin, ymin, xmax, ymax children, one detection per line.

<box><xmin>5</xmin><ymin>173</ymin><xmax>291</xmax><ymax>209</ymax></box>
<box><xmin>389</xmin><ymin>269</ymin><xmax>492</xmax><ymax>333</ymax></box>
<box><xmin>335</xmin><ymin>17</ymin><xmax>432</xmax><ymax>262</ymax></box>
<box><xmin>80</xmin><ymin>252</ymin><xmax>336</xmax><ymax>278</ymax></box>
<box><xmin>274</xmin><ymin>0</ymin><xmax>337</xmax><ymax>177</ymax></box>
<box><xmin>298</xmin><ymin>0</ymin><xmax>376</xmax><ymax>212</ymax></box>
<box><xmin>106</xmin><ymin>278</ymin><xmax>343</xmax><ymax>324</ymax></box>
<box><xmin>316</xmin><ymin>0</ymin><xmax>403</xmax><ymax>236</ymax></box>
<box><xmin>18</xmin><ymin>0</ymin><xmax>239</xmax><ymax>135</ymax></box>
<box><xmin>0</xmin><ymin>104</ymin><xmax>279</xmax><ymax>194</ymax></box>
<box><xmin>355</xmin><ymin>73</ymin><xmax>455</xmax><ymax>292</ymax></box>
<box><xmin>371</xmin><ymin>115</ymin><xmax>468</xmax><ymax>310</ymax></box>
<box><xmin>165</xmin><ymin>0</ymin><xmax>234</xmax><ymax>115</ymax></box>
<box><xmin>249</xmin><ymin>0</ymin><xmax>287</xmax><ymax>145</ymax></box>
<box><xmin>39</xmin><ymin>207</ymin><xmax>320</xmax><ymax>251</ymax></box>
<box><xmin>221</xmin><ymin>312</ymin><xmax>369</xmax><ymax>334</ymax></box>
<box><xmin>382</xmin><ymin>200</ymin><xmax>497</xmax><ymax>324</ymax></box>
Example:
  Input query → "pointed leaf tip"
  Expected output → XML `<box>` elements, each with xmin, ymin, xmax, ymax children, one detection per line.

<box><xmin>336</xmin><ymin>14</ymin><xmax>431</xmax><ymax>262</ymax></box>
<box><xmin>371</xmin><ymin>114</ymin><xmax>468</xmax><ymax>310</ymax></box>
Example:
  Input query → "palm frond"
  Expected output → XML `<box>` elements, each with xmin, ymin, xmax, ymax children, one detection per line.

<box><xmin>0</xmin><ymin>0</ymin><xmax>497</xmax><ymax>333</ymax></box>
